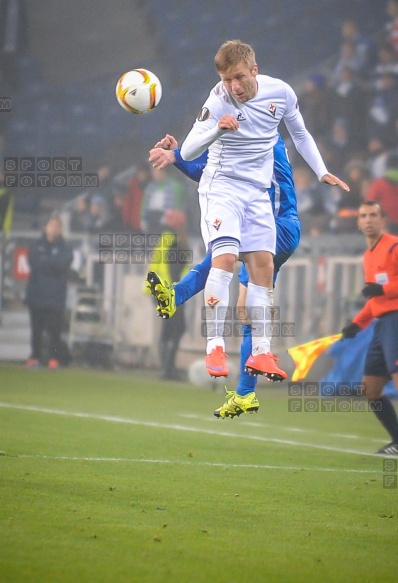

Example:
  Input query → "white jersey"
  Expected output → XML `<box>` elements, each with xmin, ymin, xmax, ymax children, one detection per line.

<box><xmin>181</xmin><ymin>74</ymin><xmax>328</xmax><ymax>190</ymax></box>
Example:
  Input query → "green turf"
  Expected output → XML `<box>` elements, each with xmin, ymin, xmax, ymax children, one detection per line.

<box><xmin>0</xmin><ymin>364</ymin><xmax>397</xmax><ymax>583</ymax></box>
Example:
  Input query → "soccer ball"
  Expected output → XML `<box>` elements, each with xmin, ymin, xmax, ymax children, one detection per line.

<box><xmin>115</xmin><ymin>68</ymin><xmax>162</xmax><ymax>114</ymax></box>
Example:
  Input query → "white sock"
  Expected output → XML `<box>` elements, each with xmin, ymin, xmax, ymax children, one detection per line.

<box><xmin>246</xmin><ymin>282</ymin><xmax>273</xmax><ymax>355</ymax></box>
<box><xmin>204</xmin><ymin>267</ymin><xmax>233</xmax><ymax>354</ymax></box>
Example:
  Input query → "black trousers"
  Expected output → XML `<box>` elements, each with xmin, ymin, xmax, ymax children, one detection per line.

<box><xmin>158</xmin><ymin>305</ymin><xmax>186</xmax><ymax>380</ymax></box>
<box><xmin>28</xmin><ymin>307</ymin><xmax>64</xmax><ymax>361</ymax></box>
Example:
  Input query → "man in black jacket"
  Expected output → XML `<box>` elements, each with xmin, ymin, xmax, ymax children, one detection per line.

<box><xmin>25</xmin><ymin>216</ymin><xmax>73</xmax><ymax>369</ymax></box>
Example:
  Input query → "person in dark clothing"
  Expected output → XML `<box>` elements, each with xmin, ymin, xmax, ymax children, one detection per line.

<box><xmin>25</xmin><ymin>216</ymin><xmax>73</xmax><ymax>369</ymax></box>
<box><xmin>148</xmin><ymin>209</ymin><xmax>190</xmax><ymax>381</ymax></box>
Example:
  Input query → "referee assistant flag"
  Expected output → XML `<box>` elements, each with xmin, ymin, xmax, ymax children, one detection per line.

<box><xmin>287</xmin><ymin>334</ymin><xmax>342</xmax><ymax>381</ymax></box>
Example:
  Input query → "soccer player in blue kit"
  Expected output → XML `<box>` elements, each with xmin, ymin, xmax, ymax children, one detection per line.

<box><xmin>148</xmin><ymin>133</ymin><xmax>300</xmax><ymax>417</ymax></box>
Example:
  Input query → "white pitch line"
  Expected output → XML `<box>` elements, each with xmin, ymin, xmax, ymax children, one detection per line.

<box><xmin>0</xmin><ymin>402</ymin><xmax>383</xmax><ymax>457</ymax></box>
<box><xmin>14</xmin><ymin>454</ymin><xmax>383</xmax><ymax>475</ymax></box>
<box><xmin>180</xmin><ymin>413</ymin><xmax>386</xmax><ymax>443</ymax></box>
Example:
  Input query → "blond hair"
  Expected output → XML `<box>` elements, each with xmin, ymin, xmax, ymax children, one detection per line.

<box><xmin>214</xmin><ymin>40</ymin><xmax>256</xmax><ymax>73</ymax></box>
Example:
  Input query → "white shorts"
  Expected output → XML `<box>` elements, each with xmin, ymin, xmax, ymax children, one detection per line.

<box><xmin>198</xmin><ymin>177</ymin><xmax>276</xmax><ymax>255</ymax></box>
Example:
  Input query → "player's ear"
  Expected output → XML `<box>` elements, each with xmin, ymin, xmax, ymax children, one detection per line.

<box><xmin>252</xmin><ymin>64</ymin><xmax>258</xmax><ymax>76</ymax></box>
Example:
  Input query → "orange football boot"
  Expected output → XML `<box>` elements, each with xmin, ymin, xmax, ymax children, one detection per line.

<box><xmin>245</xmin><ymin>352</ymin><xmax>287</xmax><ymax>381</ymax></box>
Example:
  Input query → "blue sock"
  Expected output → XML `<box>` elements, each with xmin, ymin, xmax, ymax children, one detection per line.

<box><xmin>236</xmin><ymin>323</ymin><xmax>257</xmax><ymax>396</ymax></box>
<box><xmin>175</xmin><ymin>252</ymin><xmax>212</xmax><ymax>306</ymax></box>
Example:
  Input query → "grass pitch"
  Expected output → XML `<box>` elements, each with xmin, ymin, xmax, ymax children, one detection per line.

<box><xmin>0</xmin><ymin>364</ymin><xmax>397</xmax><ymax>583</ymax></box>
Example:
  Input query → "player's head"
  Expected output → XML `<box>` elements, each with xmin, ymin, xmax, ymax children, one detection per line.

<box><xmin>215</xmin><ymin>40</ymin><xmax>258</xmax><ymax>103</ymax></box>
<box><xmin>44</xmin><ymin>216</ymin><xmax>63</xmax><ymax>241</ymax></box>
<box><xmin>387</xmin><ymin>0</ymin><xmax>398</xmax><ymax>19</ymax></box>
<box><xmin>215</xmin><ymin>40</ymin><xmax>256</xmax><ymax>72</ymax></box>
<box><xmin>357</xmin><ymin>200</ymin><xmax>386</xmax><ymax>238</ymax></box>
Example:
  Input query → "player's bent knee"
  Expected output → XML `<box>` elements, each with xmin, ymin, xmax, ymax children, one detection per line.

<box><xmin>211</xmin><ymin>237</ymin><xmax>239</xmax><ymax>270</ymax></box>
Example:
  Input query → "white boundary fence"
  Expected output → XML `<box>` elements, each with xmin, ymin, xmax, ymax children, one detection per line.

<box><xmin>1</xmin><ymin>232</ymin><xmax>367</xmax><ymax>365</ymax></box>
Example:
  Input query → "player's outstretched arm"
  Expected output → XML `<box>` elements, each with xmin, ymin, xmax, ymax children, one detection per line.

<box><xmin>321</xmin><ymin>173</ymin><xmax>350</xmax><ymax>192</ymax></box>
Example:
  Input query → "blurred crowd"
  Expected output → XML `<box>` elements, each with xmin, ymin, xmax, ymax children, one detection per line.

<box><xmin>285</xmin><ymin>1</ymin><xmax>398</xmax><ymax>235</ymax></box>
<box><xmin>4</xmin><ymin>3</ymin><xmax>398</xmax><ymax>243</ymax></box>
<box><xmin>66</xmin><ymin>3</ymin><xmax>398</xmax><ymax>241</ymax></box>
<box><xmin>68</xmin><ymin>161</ymin><xmax>199</xmax><ymax>242</ymax></box>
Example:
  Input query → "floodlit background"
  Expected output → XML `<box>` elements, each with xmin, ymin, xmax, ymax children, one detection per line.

<box><xmin>0</xmin><ymin>0</ymin><xmax>397</xmax><ymax>379</ymax></box>
<box><xmin>1</xmin><ymin>4</ymin><xmax>398</xmax><ymax>581</ymax></box>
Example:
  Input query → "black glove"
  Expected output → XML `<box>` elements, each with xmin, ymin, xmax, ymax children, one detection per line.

<box><xmin>362</xmin><ymin>282</ymin><xmax>384</xmax><ymax>298</ymax></box>
<box><xmin>341</xmin><ymin>323</ymin><xmax>361</xmax><ymax>339</ymax></box>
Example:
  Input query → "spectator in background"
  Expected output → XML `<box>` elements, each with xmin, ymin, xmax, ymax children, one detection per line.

<box><xmin>102</xmin><ymin>189</ymin><xmax>126</xmax><ymax>233</ymax></box>
<box><xmin>95</xmin><ymin>163</ymin><xmax>113</xmax><ymax>197</ymax></box>
<box><xmin>330</xmin><ymin>41</ymin><xmax>363</xmax><ymax>88</ymax></box>
<box><xmin>85</xmin><ymin>162</ymin><xmax>114</xmax><ymax>230</ymax></box>
<box><xmin>367</xmin><ymin>72</ymin><xmax>398</xmax><ymax>140</ymax></box>
<box><xmin>366</xmin><ymin>135</ymin><xmax>391</xmax><ymax>178</ymax></box>
<box><xmin>140</xmin><ymin>165</ymin><xmax>185</xmax><ymax>238</ymax></box>
<box><xmin>293</xmin><ymin>165</ymin><xmax>335</xmax><ymax>236</ymax></box>
<box><xmin>391</xmin><ymin>114</ymin><xmax>398</xmax><ymax>149</ymax></box>
<box><xmin>366</xmin><ymin>151</ymin><xmax>398</xmax><ymax>234</ymax></box>
<box><xmin>70</xmin><ymin>195</ymin><xmax>91</xmax><ymax>233</ymax></box>
<box><xmin>330</xmin><ymin>66</ymin><xmax>368</xmax><ymax>152</ymax></box>
<box><xmin>324</xmin><ymin>118</ymin><xmax>352</xmax><ymax>176</ymax></box>
<box><xmin>297</xmin><ymin>72</ymin><xmax>334</xmax><ymax>138</ymax></box>
<box><xmin>0</xmin><ymin>67</ymin><xmax>13</xmax><ymax>157</ymax></box>
<box><xmin>149</xmin><ymin>209</ymin><xmax>190</xmax><ymax>381</ymax></box>
<box><xmin>386</xmin><ymin>0</ymin><xmax>398</xmax><ymax>55</ymax></box>
<box><xmin>122</xmin><ymin>162</ymin><xmax>149</xmax><ymax>233</ymax></box>
<box><xmin>86</xmin><ymin>194</ymin><xmax>109</xmax><ymax>234</ymax></box>
<box><xmin>373</xmin><ymin>42</ymin><xmax>398</xmax><ymax>79</ymax></box>
<box><xmin>25</xmin><ymin>216</ymin><xmax>73</xmax><ymax>369</ymax></box>
<box><xmin>340</xmin><ymin>19</ymin><xmax>377</xmax><ymax>80</ymax></box>
<box><xmin>333</xmin><ymin>159</ymin><xmax>370</xmax><ymax>233</ymax></box>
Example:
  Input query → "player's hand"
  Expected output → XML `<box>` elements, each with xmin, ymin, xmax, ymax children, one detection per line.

<box><xmin>362</xmin><ymin>282</ymin><xmax>384</xmax><ymax>298</ymax></box>
<box><xmin>218</xmin><ymin>114</ymin><xmax>239</xmax><ymax>131</ymax></box>
<box><xmin>153</xmin><ymin>134</ymin><xmax>178</xmax><ymax>150</ymax></box>
<box><xmin>341</xmin><ymin>322</ymin><xmax>361</xmax><ymax>339</ymax></box>
<box><xmin>148</xmin><ymin>147</ymin><xmax>176</xmax><ymax>169</ymax></box>
<box><xmin>321</xmin><ymin>173</ymin><xmax>350</xmax><ymax>192</ymax></box>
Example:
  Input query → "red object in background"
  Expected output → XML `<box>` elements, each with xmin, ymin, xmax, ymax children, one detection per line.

<box><xmin>317</xmin><ymin>255</ymin><xmax>326</xmax><ymax>293</ymax></box>
<box><xmin>13</xmin><ymin>247</ymin><xmax>30</xmax><ymax>280</ymax></box>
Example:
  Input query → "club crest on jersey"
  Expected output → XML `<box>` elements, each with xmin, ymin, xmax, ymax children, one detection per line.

<box><xmin>268</xmin><ymin>103</ymin><xmax>277</xmax><ymax>117</ymax></box>
<box><xmin>206</xmin><ymin>295</ymin><xmax>220</xmax><ymax>308</ymax></box>
<box><xmin>236</xmin><ymin>111</ymin><xmax>246</xmax><ymax>121</ymax></box>
<box><xmin>213</xmin><ymin>217</ymin><xmax>222</xmax><ymax>230</ymax></box>
<box><xmin>197</xmin><ymin>107</ymin><xmax>210</xmax><ymax>121</ymax></box>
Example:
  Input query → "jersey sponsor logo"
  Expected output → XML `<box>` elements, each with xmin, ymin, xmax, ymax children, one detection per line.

<box><xmin>213</xmin><ymin>217</ymin><xmax>222</xmax><ymax>230</ymax></box>
<box><xmin>206</xmin><ymin>294</ymin><xmax>220</xmax><ymax>308</ymax></box>
<box><xmin>236</xmin><ymin>111</ymin><xmax>246</xmax><ymax>121</ymax></box>
<box><xmin>375</xmin><ymin>272</ymin><xmax>389</xmax><ymax>284</ymax></box>
<box><xmin>197</xmin><ymin>107</ymin><xmax>210</xmax><ymax>121</ymax></box>
<box><xmin>268</xmin><ymin>103</ymin><xmax>277</xmax><ymax>117</ymax></box>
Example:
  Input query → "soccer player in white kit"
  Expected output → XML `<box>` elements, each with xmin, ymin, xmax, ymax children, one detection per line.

<box><xmin>180</xmin><ymin>40</ymin><xmax>349</xmax><ymax>379</ymax></box>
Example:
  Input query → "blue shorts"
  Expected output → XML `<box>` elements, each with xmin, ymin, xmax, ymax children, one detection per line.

<box><xmin>238</xmin><ymin>215</ymin><xmax>301</xmax><ymax>286</ymax></box>
<box><xmin>364</xmin><ymin>311</ymin><xmax>398</xmax><ymax>377</ymax></box>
